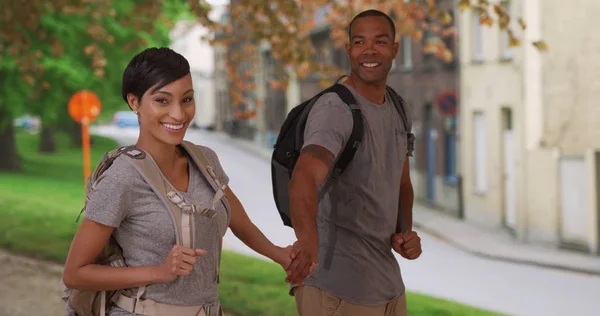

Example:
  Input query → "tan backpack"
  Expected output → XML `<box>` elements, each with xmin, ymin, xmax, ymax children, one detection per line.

<box><xmin>61</xmin><ymin>141</ymin><xmax>229</xmax><ymax>316</ymax></box>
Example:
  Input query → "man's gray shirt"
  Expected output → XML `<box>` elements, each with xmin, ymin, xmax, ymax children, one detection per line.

<box><xmin>299</xmin><ymin>84</ymin><xmax>413</xmax><ymax>306</ymax></box>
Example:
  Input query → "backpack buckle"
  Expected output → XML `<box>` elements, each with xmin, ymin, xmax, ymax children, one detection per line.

<box><xmin>167</xmin><ymin>191</ymin><xmax>184</xmax><ymax>204</ymax></box>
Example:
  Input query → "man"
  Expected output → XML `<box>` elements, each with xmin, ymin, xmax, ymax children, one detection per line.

<box><xmin>284</xmin><ymin>9</ymin><xmax>423</xmax><ymax>316</ymax></box>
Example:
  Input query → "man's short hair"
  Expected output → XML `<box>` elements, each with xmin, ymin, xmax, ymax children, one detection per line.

<box><xmin>347</xmin><ymin>9</ymin><xmax>396</xmax><ymax>41</ymax></box>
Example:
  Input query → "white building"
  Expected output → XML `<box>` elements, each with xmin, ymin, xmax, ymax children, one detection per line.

<box><xmin>458</xmin><ymin>0</ymin><xmax>600</xmax><ymax>255</ymax></box>
<box><xmin>170</xmin><ymin>4</ymin><xmax>227</xmax><ymax>130</ymax></box>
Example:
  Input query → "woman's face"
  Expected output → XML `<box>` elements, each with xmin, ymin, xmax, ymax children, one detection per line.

<box><xmin>129</xmin><ymin>73</ymin><xmax>195</xmax><ymax>146</ymax></box>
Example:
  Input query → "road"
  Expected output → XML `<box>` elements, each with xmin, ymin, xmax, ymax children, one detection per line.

<box><xmin>92</xmin><ymin>125</ymin><xmax>600</xmax><ymax>316</ymax></box>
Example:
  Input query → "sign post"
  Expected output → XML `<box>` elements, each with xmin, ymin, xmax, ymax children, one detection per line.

<box><xmin>68</xmin><ymin>91</ymin><xmax>101</xmax><ymax>185</ymax></box>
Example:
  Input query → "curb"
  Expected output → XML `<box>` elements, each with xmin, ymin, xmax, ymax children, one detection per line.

<box><xmin>412</xmin><ymin>222</ymin><xmax>600</xmax><ymax>276</ymax></box>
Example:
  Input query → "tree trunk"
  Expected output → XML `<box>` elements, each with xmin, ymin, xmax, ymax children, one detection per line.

<box><xmin>39</xmin><ymin>126</ymin><xmax>57</xmax><ymax>153</ymax></box>
<box><xmin>69</xmin><ymin>122</ymin><xmax>82</xmax><ymax>147</ymax></box>
<box><xmin>0</xmin><ymin>109</ymin><xmax>21</xmax><ymax>171</ymax></box>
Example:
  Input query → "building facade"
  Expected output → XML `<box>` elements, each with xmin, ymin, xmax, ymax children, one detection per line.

<box><xmin>459</xmin><ymin>0</ymin><xmax>600</xmax><ymax>255</ymax></box>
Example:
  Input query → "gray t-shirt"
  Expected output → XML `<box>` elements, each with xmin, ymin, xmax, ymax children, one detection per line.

<box><xmin>300</xmin><ymin>84</ymin><xmax>413</xmax><ymax>306</ymax></box>
<box><xmin>84</xmin><ymin>145</ymin><xmax>230</xmax><ymax>315</ymax></box>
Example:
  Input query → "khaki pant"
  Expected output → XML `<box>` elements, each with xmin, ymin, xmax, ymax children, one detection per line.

<box><xmin>294</xmin><ymin>285</ymin><xmax>408</xmax><ymax>316</ymax></box>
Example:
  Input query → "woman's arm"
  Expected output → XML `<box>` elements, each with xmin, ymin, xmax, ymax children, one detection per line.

<box><xmin>62</xmin><ymin>219</ymin><xmax>203</xmax><ymax>291</ymax></box>
<box><xmin>62</xmin><ymin>219</ymin><xmax>163</xmax><ymax>291</ymax></box>
<box><xmin>226</xmin><ymin>187</ymin><xmax>291</xmax><ymax>268</ymax></box>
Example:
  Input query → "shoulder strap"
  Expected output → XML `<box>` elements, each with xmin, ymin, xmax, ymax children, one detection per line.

<box><xmin>327</xmin><ymin>84</ymin><xmax>363</xmax><ymax>183</ymax></box>
<box><xmin>386</xmin><ymin>86</ymin><xmax>411</xmax><ymax>133</ymax></box>
<box><xmin>387</xmin><ymin>86</ymin><xmax>415</xmax><ymax>158</ymax></box>
<box><xmin>179</xmin><ymin>141</ymin><xmax>229</xmax><ymax>285</ymax></box>
<box><xmin>118</xmin><ymin>148</ymin><xmax>187</xmax><ymax>246</ymax></box>
<box><xmin>179</xmin><ymin>141</ymin><xmax>229</xmax><ymax>213</ymax></box>
<box><xmin>385</xmin><ymin>86</ymin><xmax>413</xmax><ymax>234</ymax></box>
<box><xmin>319</xmin><ymin>84</ymin><xmax>364</xmax><ymax>271</ymax></box>
<box><xmin>116</xmin><ymin>146</ymin><xmax>197</xmax><ymax>311</ymax></box>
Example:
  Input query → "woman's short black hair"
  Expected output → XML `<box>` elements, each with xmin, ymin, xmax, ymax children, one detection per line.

<box><xmin>121</xmin><ymin>47</ymin><xmax>190</xmax><ymax>104</ymax></box>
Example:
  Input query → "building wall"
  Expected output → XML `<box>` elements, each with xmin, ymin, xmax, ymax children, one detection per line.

<box><xmin>458</xmin><ymin>0</ymin><xmax>525</xmax><ymax>230</ymax></box>
<box><xmin>213</xmin><ymin>42</ymin><xmax>231</xmax><ymax>132</ymax></box>
<box><xmin>191</xmin><ymin>71</ymin><xmax>216</xmax><ymax>129</ymax></box>
<box><xmin>459</xmin><ymin>0</ymin><xmax>600</xmax><ymax>253</ymax></box>
<box><xmin>539</xmin><ymin>0</ymin><xmax>600</xmax><ymax>155</ymax></box>
<box><xmin>536</xmin><ymin>0</ymin><xmax>600</xmax><ymax>251</ymax></box>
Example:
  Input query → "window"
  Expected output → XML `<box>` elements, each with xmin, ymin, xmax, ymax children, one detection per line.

<box><xmin>500</xmin><ymin>1</ymin><xmax>513</xmax><ymax>60</ymax></box>
<box><xmin>473</xmin><ymin>112</ymin><xmax>487</xmax><ymax>193</ymax></box>
<box><xmin>472</xmin><ymin>11</ymin><xmax>484</xmax><ymax>61</ymax></box>
<box><xmin>444</xmin><ymin>117</ymin><xmax>457</xmax><ymax>184</ymax></box>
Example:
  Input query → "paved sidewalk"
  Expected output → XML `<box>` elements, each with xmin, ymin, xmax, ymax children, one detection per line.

<box><xmin>413</xmin><ymin>205</ymin><xmax>600</xmax><ymax>275</ymax></box>
<box><xmin>212</xmin><ymin>131</ymin><xmax>600</xmax><ymax>276</ymax></box>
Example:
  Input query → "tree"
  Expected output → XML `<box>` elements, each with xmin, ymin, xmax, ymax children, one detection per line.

<box><xmin>188</xmin><ymin>0</ymin><xmax>548</xmax><ymax>118</ymax></box>
<box><xmin>0</xmin><ymin>0</ymin><xmax>188</xmax><ymax>169</ymax></box>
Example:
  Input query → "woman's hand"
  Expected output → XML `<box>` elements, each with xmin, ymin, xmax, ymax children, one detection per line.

<box><xmin>271</xmin><ymin>245</ymin><xmax>293</xmax><ymax>270</ymax></box>
<box><xmin>155</xmin><ymin>245</ymin><xmax>206</xmax><ymax>283</ymax></box>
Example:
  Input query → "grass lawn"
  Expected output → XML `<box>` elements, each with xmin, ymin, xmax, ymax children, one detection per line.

<box><xmin>0</xmin><ymin>130</ymin><xmax>504</xmax><ymax>316</ymax></box>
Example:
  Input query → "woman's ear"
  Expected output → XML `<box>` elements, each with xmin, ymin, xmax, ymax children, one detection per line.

<box><xmin>127</xmin><ymin>93</ymin><xmax>139</xmax><ymax>114</ymax></box>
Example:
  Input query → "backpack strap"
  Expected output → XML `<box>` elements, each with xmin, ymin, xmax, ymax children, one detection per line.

<box><xmin>109</xmin><ymin>144</ymin><xmax>228</xmax><ymax>315</ymax></box>
<box><xmin>385</xmin><ymin>86</ymin><xmax>415</xmax><ymax>234</ymax></box>
<box><xmin>386</xmin><ymin>86</ymin><xmax>415</xmax><ymax>157</ymax></box>
<box><xmin>180</xmin><ymin>141</ymin><xmax>229</xmax><ymax>213</ymax></box>
<box><xmin>316</xmin><ymin>84</ymin><xmax>363</xmax><ymax>271</ymax></box>
<box><xmin>118</xmin><ymin>146</ymin><xmax>197</xmax><ymax>314</ymax></box>
<box><xmin>179</xmin><ymin>141</ymin><xmax>230</xmax><ymax>285</ymax></box>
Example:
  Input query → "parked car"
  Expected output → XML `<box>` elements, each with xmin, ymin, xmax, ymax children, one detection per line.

<box><xmin>113</xmin><ymin>111</ymin><xmax>139</xmax><ymax>128</ymax></box>
<box><xmin>14</xmin><ymin>115</ymin><xmax>40</xmax><ymax>133</ymax></box>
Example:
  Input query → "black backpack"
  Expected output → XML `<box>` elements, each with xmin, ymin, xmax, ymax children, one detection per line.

<box><xmin>270</xmin><ymin>76</ymin><xmax>412</xmax><ymax>267</ymax></box>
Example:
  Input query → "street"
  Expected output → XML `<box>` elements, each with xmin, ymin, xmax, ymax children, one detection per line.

<box><xmin>93</xmin><ymin>125</ymin><xmax>600</xmax><ymax>316</ymax></box>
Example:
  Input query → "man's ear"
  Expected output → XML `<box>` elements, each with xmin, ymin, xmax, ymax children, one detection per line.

<box><xmin>345</xmin><ymin>42</ymin><xmax>351</xmax><ymax>59</ymax></box>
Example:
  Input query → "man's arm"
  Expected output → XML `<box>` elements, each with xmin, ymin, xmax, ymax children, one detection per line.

<box><xmin>285</xmin><ymin>145</ymin><xmax>334</xmax><ymax>284</ymax></box>
<box><xmin>398</xmin><ymin>156</ymin><xmax>414</xmax><ymax>233</ymax></box>
<box><xmin>289</xmin><ymin>145</ymin><xmax>334</xmax><ymax>241</ymax></box>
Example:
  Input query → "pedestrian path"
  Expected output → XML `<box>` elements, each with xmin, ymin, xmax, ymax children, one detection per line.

<box><xmin>212</xmin><ymin>131</ymin><xmax>600</xmax><ymax>276</ymax></box>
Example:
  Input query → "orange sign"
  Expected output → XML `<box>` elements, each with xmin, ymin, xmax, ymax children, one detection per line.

<box><xmin>68</xmin><ymin>90</ymin><xmax>102</xmax><ymax>189</ymax></box>
<box><xmin>68</xmin><ymin>90</ymin><xmax>102</xmax><ymax>124</ymax></box>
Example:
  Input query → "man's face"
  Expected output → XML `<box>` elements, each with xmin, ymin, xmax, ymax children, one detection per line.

<box><xmin>346</xmin><ymin>16</ymin><xmax>399</xmax><ymax>85</ymax></box>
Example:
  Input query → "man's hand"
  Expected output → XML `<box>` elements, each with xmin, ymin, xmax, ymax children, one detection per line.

<box><xmin>285</xmin><ymin>238</ymin><xmax>318</xmax><ymax>285</ymax></box>
<box><xmin>391</xmin><ymin>231</ymin><xmax>422</xmax><ymax>260</ymax></box>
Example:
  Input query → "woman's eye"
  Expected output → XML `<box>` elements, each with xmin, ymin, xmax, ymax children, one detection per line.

<box><xmin>183</xmin><ymin>97</ymin><xmax>193</xmax><ymax>103</ymax></box>
<box><xmin>155</xmin><ymin>98</ymin><xmax>168</xmax><ymax>104</ymax></box>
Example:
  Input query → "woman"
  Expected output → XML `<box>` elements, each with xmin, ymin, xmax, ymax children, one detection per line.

<box><xmin>62</xmin><ymin>47</ymin><xmax>293</xmax><ymax>315</ymax></box>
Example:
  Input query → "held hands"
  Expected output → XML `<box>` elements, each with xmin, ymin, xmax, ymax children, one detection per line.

<box><xmin>392</xmin><ymin>231</ymin><xmax>422</xmax><ymax>260</ymax></box>
<box><xmin>284</xmin><ymin>239</ymin><xmax>318</xmax><ymax>285</ymax></box>
<box><xmin>156</xmin><ymin>245</ymin><xmax>206</xmax><ymax>283</ymax></box>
